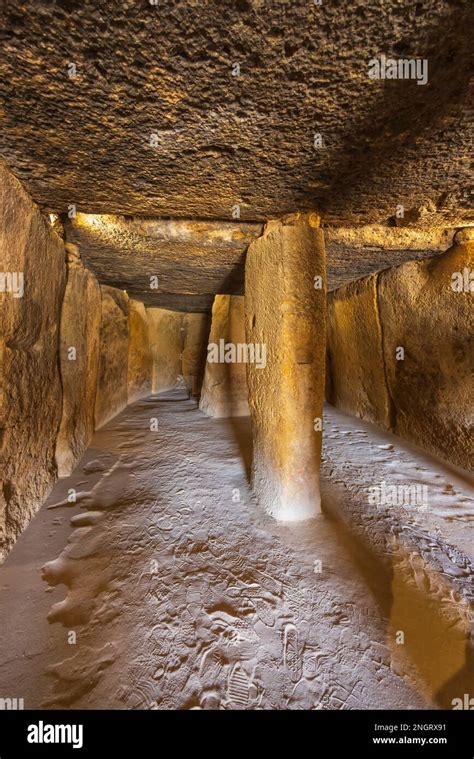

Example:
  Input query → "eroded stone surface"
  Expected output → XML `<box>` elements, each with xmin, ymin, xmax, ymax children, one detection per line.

<box><xmin>326</xmin><ymin>273</ymin><xmax>391</xmax><ymax>427</ymax></box>
<box><xmin>55</xmin><ymin>246</ymin><xmax>102</xmax><ymax>477</ymax></box>
<box><xmin>327</xmin><ymin>236</ymin><xmax>474</xmax><ymax>470</ymax></box>
<box><xmin>325</xmin><ymin>226</ymin><xmax>454</xmax><ymax>291</ymax></box>
<box><xmin>94</xmin><ymin>286</ymin><xmax>130</xmax><ymax>430</ymax></box>
<box><xmin>147</xmin><ymin>308</ymin><xmax>183</xmax><ymax>394</ymax></box>
<box><xmin>245</xmin><ymin>213</ymin><xmax>326</xmax><ymax>521</ymax></box>
<box><xmin>182</xmin><ymin>313</ymin><xmax>211</xmax><ymax>398</ymax></box>
<box><xmin>378</xmin><ymin>239</ymin><xmax>473</xmax><ymax>470</ymax></box>
<box><xmin>199</xmin><ymin>295</ymin><xmax>249</xmax><ymax>418</ymax></box>
<box><xmin>127</xmin><ymin>299</ymin><xmax>153</xmax><ymax>405</ymax></box>
<box><xmin>0</xmin><ymin>163</ymin><xmax>66</xmax><ymax>560</ymax></box>
<box><xmin>65</xmin><ymin>216</ymin><xmax>261</xmax><ymax>311</ymax></box>
<box><xmin>0</xmin><ymin>2</ymin><xmax>471</xmax><ymax>226</ymax></box>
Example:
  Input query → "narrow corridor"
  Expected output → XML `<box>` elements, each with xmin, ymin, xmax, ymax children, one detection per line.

<box><xmin>0</xmin><ymin>394</ymin><xmax>472</xmax><ymax>710</ymax></box>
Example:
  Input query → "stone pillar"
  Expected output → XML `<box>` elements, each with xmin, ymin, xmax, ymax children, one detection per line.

<box><xmin>245</xmin><ymin>212</ymin><xmax>326</xmax><ymax>521</ymax></box>
<box><xmin>199</xmin><ymin>295</ymin><xmax>249</xmax><ymax>418</ymax></box>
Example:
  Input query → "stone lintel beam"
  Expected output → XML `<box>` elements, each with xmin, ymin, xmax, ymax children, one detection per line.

<box><xmin>64</xmin><ymin>215</ymin><xmax>263</xmax><ymax>310</ymax></box>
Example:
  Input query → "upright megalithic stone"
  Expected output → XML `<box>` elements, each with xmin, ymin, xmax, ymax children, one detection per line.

<box><xmin>182</xmin><ymin>312</ymin><xmax>211</xmax><ymax>398</ymax></box>
<box><xmin>55</xmin><ymin>244</ymin><xmax>102</xmax><ymax>477</ymax></box>
<box><xmin>94</xmin><ymin>286</ymin><xmax>130</xmax><ymax>429</ymax></box>
<box><xmin>199</xmin><ymin>295</ymin><xmax>249</xmax><ymax>418</ymax></box>
<box><xmin>0</xmin><ymin>163</ymin><xmax>66</xmax><ymax>560</ymax></box>
<box><xmin>245</xmin><ymin>212</ymin><xmax>326</xmax><ymax>521</ymax></box>
<box><xmin>146</xmin><ymin>307</ymin><xmax>184</xmax><ymax>394</ymax></box>
<box><xmin>127</xmin><ymin>299</ymin><xmax>153</xmax><ymax>405</ymax></box>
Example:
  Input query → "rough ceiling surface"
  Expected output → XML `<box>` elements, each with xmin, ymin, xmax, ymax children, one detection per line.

<box><xmin>64</xmin><ymin>215</ymin><xmax>454</xmax><ymax>311</ymax></box>
<box><xmin>65</xmin><ymin>215</ymin><xmax>262</xmax><ymax>311</ymax></box>
<box><xmin>0</xmin><ymin>0</ymin><xmax>473</xmax><ymax>226</ymax></box>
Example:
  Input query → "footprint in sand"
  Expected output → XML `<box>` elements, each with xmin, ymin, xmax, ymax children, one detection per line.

<box><xmin>199</xmin><ymin>648</ymin><xmax>227</xmax><ymax>689</ymax></box>
<box><xmin>226</xmin><ymin>585</ymin><xmax>276</xmax><ymax>627</ymax></box>
<box><xmin>209</xmin><ymin>609</ymin><xmax>258</xmax><ymax>644</ymax></box>
<box><xmin>225</xmin><ymin>662</ymin><xmax>261</xmax><ymax>709</ymax></box>
<box><xmin>283</xmin><ymin>623</ymin><xmax>302</xmax><ymax>683</ymax></box>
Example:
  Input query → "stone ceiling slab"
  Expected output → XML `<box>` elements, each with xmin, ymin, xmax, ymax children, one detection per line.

<box><xmin>0</xmin><ymin>0</ymin><xmax>472</xmax><ymax>226</ymax></box>
<box><xmin>64</xmin><ymin>214</ymin><xmax>262</xmax><ymax>310</ymax></box>
<box><xmin>63</xmin><ymin>215</ymin><xmax>456</xmax><ymax>310</ymax></box>
<box><xmin>324</xmin><ymin>225</ymin><xmax>454</xmax><ymax>289</ymax></box>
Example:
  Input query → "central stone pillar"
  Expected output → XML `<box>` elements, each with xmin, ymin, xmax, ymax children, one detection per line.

<box><xmin>245</xmin><ymin>212</ymin><xmax>326</xmax><ymax>521</ymax></box>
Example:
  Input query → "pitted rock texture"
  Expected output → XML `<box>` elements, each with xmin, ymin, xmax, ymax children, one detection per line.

<box><xmin>327</xmin><ymin>237</ymin><xmax>474</xmax><ymax>470</ymax></box>
<box><xmin>127</xmin><ymin>299</ymin><xmax>153</xmax><ymax>405</ymax></box>
<box><xmin>64</xmin><ymin>216</ymin><xmax>261</xmax><ymax>311</ymax></box>
<box><xmin>147</xmin><ymin>308</ymin><xmax>184</xmax><ymax>394</ymax></box>
<box><xmin>377</xmin><ymin>240</ymin><xmax>474</xmax><ymax>471</ymax></box>
<box><xmin>245</xmin><ymin>213</ymin><xmax>326</xmax><ymax>521</ymax></box>
<box><xmin>0</xmin><ymin>1</ymin><xmax>472</xmax><ymax>226</ymax></box>
<box><xmin>95</xmin><ymin>286</ymin><xmax>130</xmax><ymax>430</ymax></box>
<box><xmin>199</xmin><ymin>295</ymin><xmax>249</xmax><ymax>418</ymax></box>
<box><xmin>324</xmin><ymin>226</ymin><xmax>455</xmax><ymax>291</ymax></box>
<box><xmin>0</xmin><ymin>163</ymin><xmax>66</xmax><ymax>561</ymax></box>
<box><xmin>182</xmin><ymin>312</ymin><xmax>211</xmax><ymax>398</ymax></box>
<box><xmin>55</xmin><ymin>249</ymin><xmax>102</xmax><ymax>478</ymax></box>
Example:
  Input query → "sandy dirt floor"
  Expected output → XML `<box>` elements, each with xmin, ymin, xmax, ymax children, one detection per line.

<box><xmin>0</xmin><ymin>393</ymin><xmax>472</xmax><ymax>710</ymax></box>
